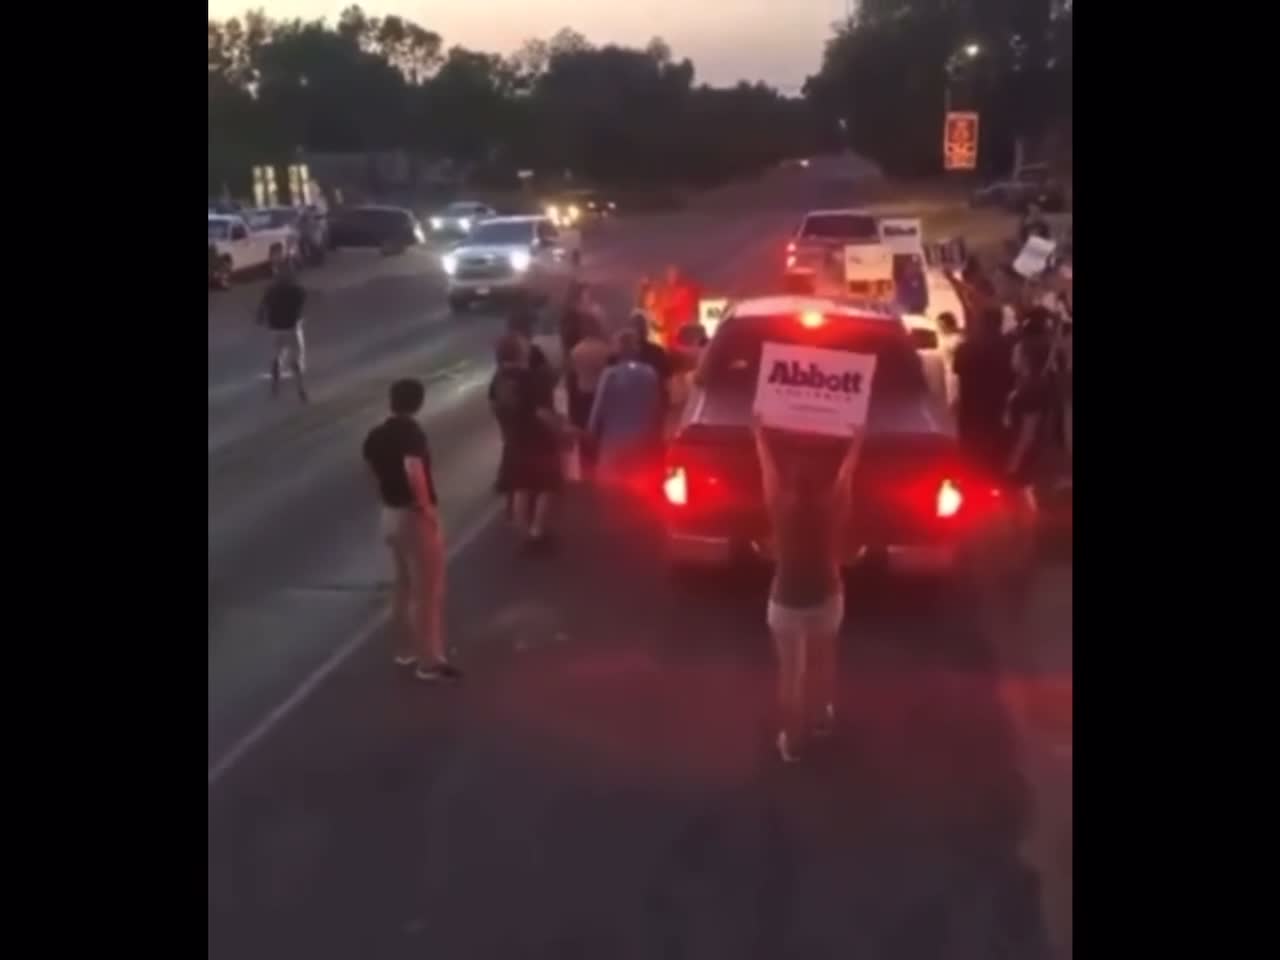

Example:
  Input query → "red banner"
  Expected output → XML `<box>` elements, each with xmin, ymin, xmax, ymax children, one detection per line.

<box><xmin>943</xmin><ymin>112</ymin><xmax>979</xmax><ymax>171</ymax></box>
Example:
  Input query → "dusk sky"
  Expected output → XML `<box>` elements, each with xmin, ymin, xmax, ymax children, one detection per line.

<box><xmin>206</xmin><ymin>1</ymin><xmax>849</xmax><ymax>92</ymax></box>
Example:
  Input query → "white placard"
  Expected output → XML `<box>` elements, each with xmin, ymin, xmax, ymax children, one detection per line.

<box><xmin>878</xmin><ymin>217</ymin><xmax>924</xmax><ymax>257</ymax></box>
<box><xmin>843</xmin><ymin>243</ymin><xmax>894</xmax><ymax>284</ymax></box>
<box><xmin>1013</xmin><ymin>235</ymin><xmax>1057</xmax><ymax>278</ymax></box>
<box><xmin>699</xmin><ymin>298</ymin><xmax>728</xmax><ymax>336</ymax></box>
<box><xmin>753</xmin><ymin>343</ymin><xmax>878</xmax><ymax>437</ymax></box>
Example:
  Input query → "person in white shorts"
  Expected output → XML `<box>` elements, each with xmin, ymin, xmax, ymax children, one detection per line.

<box><xmin>753</xmin><ymin>416</ymin><xmax>866</xmax><ymax>764</ymax></box>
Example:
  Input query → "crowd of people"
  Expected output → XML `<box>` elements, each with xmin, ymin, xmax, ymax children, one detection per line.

<box><xmin>350</xmin><ymin>226</ymin><xmax>1071</xmax><ymax>763</ymax></box>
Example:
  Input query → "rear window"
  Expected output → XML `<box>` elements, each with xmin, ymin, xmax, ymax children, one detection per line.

<box><xmin>702</xmin><ymin>315</ymin><xmax>927</xmax><ymax>402</ymax></box>
<box><xmin>799</xmin><ymin>214</ymin><xmax>879</xmax><ymax>242</ymax></box>
<box><xmin>470</xmin><ymin>220</ymin><xmax>535</xmax><ymax>245</ymax></box>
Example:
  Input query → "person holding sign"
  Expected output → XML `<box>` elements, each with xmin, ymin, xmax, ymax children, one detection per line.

<box><xmin>752</xmin><ymin>416</ymin><xmax>867</xmax><ymax>764</ymax></box>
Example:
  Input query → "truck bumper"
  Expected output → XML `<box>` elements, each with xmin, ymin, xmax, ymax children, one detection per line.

<box><xmin>666</xmin><ymin>533</ymin><xmax>959</xmax><ymax>576</ymax></box>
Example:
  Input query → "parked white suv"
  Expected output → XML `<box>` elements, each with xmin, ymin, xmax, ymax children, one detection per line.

<box><xmin>441</xmin><ymin>216</ymin><xmax>581</xmax><ymax>313</ymax></box>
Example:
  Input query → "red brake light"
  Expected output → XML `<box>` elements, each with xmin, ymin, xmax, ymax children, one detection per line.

<box><xmin>664</xmin><ymin>466</ymin><xmax>688</xmax><ymax>506</ymax></box>
<box><xmin>785</xmin><ymin>254</ymin><xmax>797</xmax><ymax>269</ymax></box>
<box><xmin>799</xmin><ymin>310</ymin><xmax>825</xmax><ymax>329</ymax></box>
<box><xmin>786</xmin><ymin>240</ymin><xmax>796</xmax><ymax>254</ymax></box>
<box><xmin>936</xmin><ymin>478</ymin><xmax>964</xmax><ymax>518</ymax></box>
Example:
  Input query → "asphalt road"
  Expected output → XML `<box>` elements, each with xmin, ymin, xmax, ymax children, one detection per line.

<box><xmin>208</xmin><ymin>163</ymin><xmax>1070</xmax><ymax>959</ymax></box>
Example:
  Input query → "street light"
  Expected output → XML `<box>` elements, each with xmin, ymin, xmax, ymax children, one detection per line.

<box><xmin>944</xmin><ymin>42</ymin><xmax>983</xmax><ymax>113</ymax></box>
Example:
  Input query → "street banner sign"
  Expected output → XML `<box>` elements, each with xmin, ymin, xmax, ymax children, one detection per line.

<box><xmin>943</xmin><ymin>112</ymin><xmax>979</xmax><ymax>171</ymax></box>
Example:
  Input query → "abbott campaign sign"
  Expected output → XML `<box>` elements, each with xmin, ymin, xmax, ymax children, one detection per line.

<box><xmin>753</xmin><ymin>343</ymin><xmax>878</xmax><ymax>437</ymax></box>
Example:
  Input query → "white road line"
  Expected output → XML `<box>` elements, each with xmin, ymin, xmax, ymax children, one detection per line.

<box><xmin>207</xmin><ymin>501</ymin><xmax>503</xmax><ymax>788</ymax></box>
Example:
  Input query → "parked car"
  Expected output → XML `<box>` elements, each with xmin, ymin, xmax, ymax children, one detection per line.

<box><xmin>328</xmin><ymin>205</ymin><xmax>425</xmax><ymax>254</ymax></box>
<box><xmin>208</xmin><ymin>213</ymin><xmax>297</xmax><ymax>285</ymax></box>
<box><xmin>969</xmin><ymin>164</ymin><xmax>1067</xmax><ymax>213</ymax></box>
<box><xmin>428</xmin><ymin>201</ymin><xmax>496</xmax><ymax>237</ymax></box>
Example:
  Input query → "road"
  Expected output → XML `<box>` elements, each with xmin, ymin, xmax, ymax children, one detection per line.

<box><xmin>209</xmin><ymin>164</ymin><xmax>1072</xmax><ymax>958</ymax></box>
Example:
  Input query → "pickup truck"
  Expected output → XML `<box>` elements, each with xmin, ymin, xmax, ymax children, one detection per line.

<box><xmin>663</xmin><ymin>295</ymin><xmax>997</xmax><ymax>580</ymax></box>
<box><xmin>207</xmin><ymin>213</ymin><xmax>297</xmax><ymax>287</ymax></box>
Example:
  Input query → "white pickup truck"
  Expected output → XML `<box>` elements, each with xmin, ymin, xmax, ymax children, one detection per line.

<box><xmin>208</xmin><ymin>213</ymin><xmax>298</xmax><ymax>287</ymax></box>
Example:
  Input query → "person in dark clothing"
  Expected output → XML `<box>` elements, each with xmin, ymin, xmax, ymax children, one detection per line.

<box><xmin>489</xmin><ymin>333</ymin><xmax>564</xmax><ymax>548</ymax></box>
<box><xmin>362</xmin><ymin>378</ymin><xmax>460</xmax><ymax>681</ymax></box>
<box><xmin>753</xmin><ymin>418</ymin><xmax>866</xmax><ymax>764</ymax></box>
<box><xmin>953</xmin><ymin>307</ymin><xmax>1015</xmax><ymax>478</ymax></box>
<box><xmin>256</xmin><ymin>264</ymin><xmax>309</xmax><ymax>401</ymax></box>
<box><xmin>1019</xmin><ymin>203</ymin><xmax>1052</xmax><ymax>246</ymax></box>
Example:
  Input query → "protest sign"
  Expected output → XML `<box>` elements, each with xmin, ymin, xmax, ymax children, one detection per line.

<box><xmin>843</xmin><ymin>244</ymin><xmax>894</xmax><ymax>285</ymax></box>
<box><xmin>753</xmin><ymin>343</ymin><xmax>878</xmax><ymax>437</ymax></box>
<box><xmin>878</xmin><ymin>218</ymin><xmax>924</xmax><ymax>258</ymax></box>
<box><xmin>698</xmin><ymin>298</ymin><xmax>729</xmax><ymax>337</ymax></box>
<box><xmin>1013</xmin><ymin>235</ymin><xmax>1057</xmax><ymax>278</ymax></box>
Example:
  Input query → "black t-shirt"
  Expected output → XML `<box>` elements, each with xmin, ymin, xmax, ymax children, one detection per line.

<box><xmin>260</xmin><ymin>280</ymin><xmax>306</xmax><ymax>331</ymax></box>
<box><xmin>954</xmin><ymin>337</ymin><xmax>1014</xmax><ymax>428</ymax></box>
<box><xmin>362</xmin><ymin>416</ymin><xmax>438</xmax><ymax>509</ymax></box>
<box><xmin>489</xmin><ymin>365</ymin><xmax>556</xmax><ymax>452</ymax></box>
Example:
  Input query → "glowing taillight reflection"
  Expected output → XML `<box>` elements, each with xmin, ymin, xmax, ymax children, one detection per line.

<box><xmin>664</xmin><ymin>466</ymin><xmax>689</xmax><ymax>506</ymax></box>
<box><xmin>785</xmin><ymin>254</ymin><xmax>797</xmax><ymax>269</ymax></box>
<box><xmin>936</xmin><ymin>478</ymin><xmax>963</xmax><ymax>518</ymax></box>
<box><xmin>800</xmin><ymin>310</ymin><xmax>825</xmax><ymax>329</ymax></box>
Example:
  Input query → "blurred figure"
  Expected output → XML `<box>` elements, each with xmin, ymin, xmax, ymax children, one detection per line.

<box><xmin>588</xmin><ymin>329</ymin><xmax>663</xmax><ymax>491</ymax></box>
<box><xmin>490</xmin><ymin>333</ymin><xmax>564</xmax><ymax>549</ymax></box>
<box><xmin>1019</xmin><ymin>202</ymin><xmax>1052</xmax><ymax>246</ymax></box>
<box><xmin>567</xmin><ymin>313</ymin><xmax>611</xmax><ymax>478</ymax></box>
<box><xmin>936</xmin><ymin>311</ymin><xmax>963</xmax><ymax>410</ymax></box>
<box><xmin>953</xmin><ymin>307</ymin><xmax>1014</xmax><ymax>478</ymax></box>
<box><xmin>1006</xmin><ymin>311</ymin><xmax>1059</xmax><ymax>508</ymax></box>
<box><xmin>654</xmin><ymin>264</ymin><xmax>700</xmax><ymax>349</ymax></box>
<box><xmin>256</xmin><ymin>262</ymin><xmax>309</xmax><ymax>402</ymax></box>
<box><xmin>753</xmin><ymin>419</ymin><xmax>866</xmax><ymax>764</ymax></box>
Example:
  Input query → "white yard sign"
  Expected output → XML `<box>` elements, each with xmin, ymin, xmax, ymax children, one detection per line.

<box><xmin>878</xmin><ymin>218</ymin><xmax>924</xmax><ymax>257</ymax></box>
<box><xmin>1013</xmin><ymin>235</ymin><xmax>1057</xmax><ymax>278</ymax></box>
<box><xmin>698</xmin><ymin>298</ymin><xmax>729</xmax><ymax>337</ymax></box>
<box><xmin>753</xmin><ymin>343</ymin><xmax>878</xmax><ymax>437</ymax></box>
<box><xmin>843</xmin><ymin>243</ymin><xmax>895</xmax><ymax>284</ymax></box>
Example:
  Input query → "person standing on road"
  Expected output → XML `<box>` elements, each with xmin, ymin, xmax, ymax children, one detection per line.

<box><xmin>654</xmin><ymin>265</ymin><xmax>699</xmax><ymax>349</ymax></box>
<box><xmin>953</xmin><ymin>307</ymin><xmax>1015</xmax><ymax>478</ymax></box>
<box><xmin>587</xmin><ymin>329</ymin><xmax>663</xmax><ymax>492</ymax></box>
<box><xmin>936</xmin><ymin>312</ymin><xmax>963</xmax><ymax>410</ymax></box>
<box><xmin>490</xmin><ymin>333</ymin><xmax>564</xmax><ymax>549</ymax></box>
<box><xmin>362</xmin><ymin>378</ymin><xmax>461</xmax><ymax>682</ymax></box>
<box><xmin>256</xmin><ymin>262</ymin><xmax>309</xmax><ymax>402</ymax></box>
<box><xmin>753</xmin><ymin>418</ymin><xmax>866</xmax><ymax>764</ymax></box>
<box><xmin>567</xmin><ymin>314</ymin><xmax>611</xmax><ymax>479</ymax></box>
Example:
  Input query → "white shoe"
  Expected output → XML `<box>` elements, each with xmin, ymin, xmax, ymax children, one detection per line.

<box><xmin>776</xmin><ymin>730</ymin><xmax>800</xmax><ymax>764</ymax></box>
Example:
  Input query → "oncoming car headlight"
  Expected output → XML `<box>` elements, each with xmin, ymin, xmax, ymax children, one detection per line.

<box><xmin>458</xmin><ymin>217</ymin><xmax>472</xmax><ymax>232</ymax></box>
<box><xmin>509</xmin><ymin>249</ymin><xmax>532</xmax><ymax>272</ymax></box>
<box><xmin>441</xmin><ymin>252</ymin><xmax>458</xmax><ymax>276</ymax></box>
<box><xmin>430</xmin><ymin>217</ymin><xmax>444</xmax><ymax>230</ymax></box>
<box><xmin>568</xmin><ymin>204</ymin><xmax>581</xmax><ymax>223</ymax></box>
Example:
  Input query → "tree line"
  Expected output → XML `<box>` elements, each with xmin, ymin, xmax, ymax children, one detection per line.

<box><xmin>804</xmin><ymin>0</ymin><xmax>1073</xmax><ymax>177</ymax></box>
<box><xmin>208</xmin><ymin>6</ymin><xmax>825</xmax><ymax>195</ymax></box>
<box><xmin>208</xmin><ymin>2</ymin><xmax>1072</xmax><ymax>196</ymax></box>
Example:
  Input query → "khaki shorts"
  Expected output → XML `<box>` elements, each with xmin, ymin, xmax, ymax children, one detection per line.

<box><xmin>272</xmin><ymin>326</ymin><xmax>305</xmax><ymax>371</ymax></box>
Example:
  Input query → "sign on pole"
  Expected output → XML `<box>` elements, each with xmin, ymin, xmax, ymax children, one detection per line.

<box><xmin>753</xmin><ymin>343</ymin><xmax>878</xmax><ymax>438</ymax></box>
<box><xmin>943</xmin><ymin>112</ymin><xmax>979</xmax><ymax>171</ymax></box>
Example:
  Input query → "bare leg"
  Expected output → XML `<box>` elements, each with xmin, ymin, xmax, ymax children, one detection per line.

<box><xmin>512</xmin><ymin>490</ymin><xmax>532</xmax><ymax>535</ymax></box>
<box><xmin>388</xmin><ymin>539</ymin><xmax>414</xmax><ymax>662</ymax></box>
<box><xmin>807</xmin><ymin>622</ymin><xmax>838</xmax><ymax>733</ymax></box>
<box><xmin>417</xmin><ymin>522</ymin><xmax>446</xmax><ymax>664</ymax></box>
<box><xmin>772</xmin><ymin>626</ymin><xmax>807</xmax><ymax>758</ymax></box>
<box><xmin>530</xmin><ymin>492</ymin><xmax>555</xmax><ymax>539</ymax></box>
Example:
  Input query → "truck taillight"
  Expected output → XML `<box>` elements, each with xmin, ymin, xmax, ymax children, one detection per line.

<box><xmin>786</xmin><ymin>240</ymin><xmax>796</xmax><ymax>254</ymax></box>
<box><xmin>664</xmin><ymin>466</ymin><xmax>689</xmax><ymax>506</ymax></box>
<box><xmin>936</xmin><ymin>478</ymin><xmax>963</xmax><ymax>518</ymax></box>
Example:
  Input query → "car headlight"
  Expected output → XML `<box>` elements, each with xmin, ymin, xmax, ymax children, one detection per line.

<box><xmin>459</xmin><ymin>218</ymin><xmax>472</xmax><ymax>232</ymax></box>
<box><xmin>441</xmin><ymin>253</ymin><xmax>457</xmax><ymax>276</ymax></box>
<box><xmin>568</xmin><ymin>204</ymin><xmax>581</xmax><ymax>222</ymax></box>
<box><xmin>509</xmin><ymin>249</ymin><xmax>532</xmax><ymax>272</ymax></box>
<box><xmin>430</xmin><ymin>217</ymin><xmax>443</xmax><ymax>230</ymax></box>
